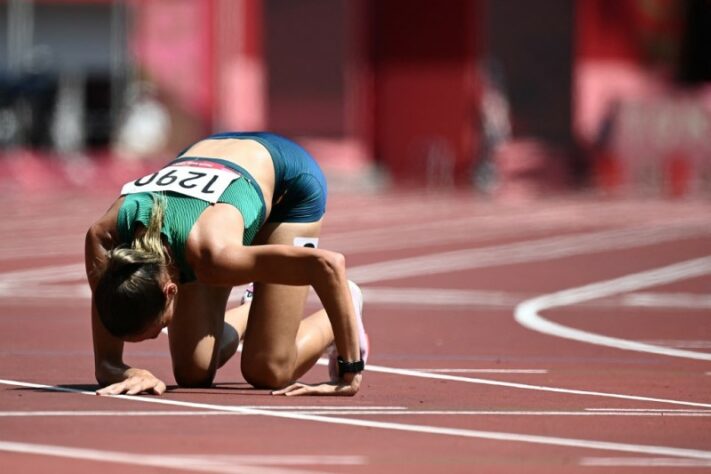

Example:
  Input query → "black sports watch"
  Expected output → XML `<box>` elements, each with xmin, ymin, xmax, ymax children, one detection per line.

<box><xmin>337</xmin><ymin>356</ymin><xmax>365</xmax><ymax>377</ymax></box>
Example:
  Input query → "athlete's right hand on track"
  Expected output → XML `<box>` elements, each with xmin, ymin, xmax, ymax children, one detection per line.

<box><xmin>96</xmin><ymin>369</ymin><xmax>166</xmax><ymax>396</ymax></box>
<box><xmin>272</xmin><ymin>373</ymin><xmax>362</xmax><ymax>396</ymax></box>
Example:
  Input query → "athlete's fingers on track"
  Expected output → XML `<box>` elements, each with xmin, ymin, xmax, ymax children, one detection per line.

<box><xmin>125</xmin><ymin>383</ymin><xmax>147</xmax><ymax>395</ymax></box>
<box><xmin>96</xmin><ymin>378</ymin><xmax>165</xmax><ymax>396</ymax></box>
<box><xmin>273</xmin><ymin>382</ymin><xmax>347</xmax><ymax>396</ymax></box>
<box><xmin>151</xmin><ymin>381</ymin><xmax>167</xmax><ymax>395</ymax></box>
<box><xmin>125</xmin><ymin>378</ymin><xmax>159</xmax><ymax>395</ymax></box>
<box><xmin>272</xmin><ymin>383</ymin><xmax>309</xmax><ymax>396</ymax></box>
<box><xmin>96</xmin><ymin>382</ymin><xmax>127</xmax><ymax>396</ymax></box>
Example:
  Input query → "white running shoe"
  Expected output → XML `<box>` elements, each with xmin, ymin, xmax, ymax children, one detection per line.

<box><xmin>328</xmin><ymin>280</ymin><xmax>369</xmax><ymax>381</ymax></box>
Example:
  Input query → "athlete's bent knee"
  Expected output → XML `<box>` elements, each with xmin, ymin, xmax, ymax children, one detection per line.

<box><xmin>173</xmin><ymin>365</ymin><xmax>216</xmax><ymax>388</ymax></box>
<box><xmin>241</xmin><ymin>357</ymin><xmax>293</xmax><ymax>390</ymax></box>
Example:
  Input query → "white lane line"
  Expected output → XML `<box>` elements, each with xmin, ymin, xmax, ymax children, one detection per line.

<box><xmin>586</xmin><ymin>408</ymin><xmax>711</xmax><ymax>412</ymax></box>
<box><xmin>3</xmin><ymin>379</ymin><xmax>711</xmax><ymax>460</ymax></box>
<box><xmin>1</xmin><ymin>347</ymin><xmax>708</xmax><ymax>413</ymax></box>
<box><xmin>236</xmin><ymin>405</ymin><xmax>406</xmax><ymax>410</ymax></box>
<box><xmin>348</xmin><ymin>224</ymin><xmax>711</xmax><ymax>283</ymax></box>
<box><xmin>3</xmin><ymin>282</ymin><xmax>709</xmax><ymax>316</ymax></box>
<box><xmin>515</xmin><ymin>256</ymin><xmax>711</xmax><ymax>361</ymax></box>
<box><xmin>0</xmin><ymin>410</ymin><xmax>240</xmax><ymax>417</ymax></box>
<box><xmin>299</xmin><ymin>411</ymin><xmax>711</xmax><ymax>417</ymax></box>
<box><xmin>0</xmin><ymin>200</ymin><xmax>693</xmax><ymax>260</ymax></box>
<box><xmin>0</xmin><ymin>241</ymin><xmax>83</xmax><ymax>260</ymax></box>
<box><xmin>411</xmin><ymin>369</ymin><xmax>547</xmax><ymax>374</ymax></box>
<box><xmin>181</xmin><ymin>455</ymin><xmax>363</xmax><ymax>466</ymax></box>
<box><xmin>0</xmin><ymin>264</ymin><xmax>85</xmax><ymax>283</ymax></box>
<box><xmin>361</xmin><ymin>287</ymin><xmax>523</xmax><ymax>308</ymax></box>
<box><xmin>580</xmin><ymin>457</ymin><xmax>711</xmax><ymax>467</ymax></box>
<box><xmin>355</xmin><ymin>288</ymin><xmax>711</xmax><ymax>311</ymax></box>
<box><xmin>0</xmin><ymin>283</ymin><xmax>89</xmax><ymax>299</ymax></box>
<box><xmin>3</xmin><ymin>409</ymin><xmax>711</xmax><ymax>418</ymax></box>
<box><xmin>358</xmin><ymin>364</ymin><xmax>711</xmax><ymax>408</ymax></box>
<box><xmin>0</xmin><ymin>441</ymin><xmax>354</xmax><ymax>474</ymax></box>
<box><xmin>2</xmin><ymin>283</ymin><xmax>708</xmax><ymax>315</ymax></box>
<box><xmin>622</xmin><ymin>292</ymin><xmax>711</xmax><ymax>309</ymax></box>
<box><xmin>323</xmin><ymin>212</ymin><xmax>602</xmax><ymax>254</ymax></box>
<box><xmin>0</xmin><ymin>407</ymin><xmax>404</xmax><ymax>417</ymax></box>
<box><xmin>638</xmin><ymin>340</ymin><xmax>711</xmax><ymax>350</ymax></box>
<box><xmin>4</xmin><ymin>222</ymin><xmax>709</xmax><ymax>300</ymax></box>
<box><xmin>325</xmin><ymin>206</ymin><xmax>711</xmax><ymax>254</ymax></box>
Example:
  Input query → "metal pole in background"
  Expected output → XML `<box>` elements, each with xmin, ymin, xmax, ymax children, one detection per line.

<box><xmin>110</xmin><ymin>0</ymin><xmax>130</xmax><ymax>132</ymax></box>
<box><xmin>7</xmin><ymin>0</ymin><xmax>34</xmax><ymax>74</ymax></box>
<box><xmin>6</xmin><ymin>0</ymin><xmax>34</xmax><ymax>147</ymax></box>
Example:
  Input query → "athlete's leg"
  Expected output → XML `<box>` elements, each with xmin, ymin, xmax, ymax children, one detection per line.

<box><xmin>293</xmin><ymin>305</ymin><xmax>334</xmax><ymax>379</ymax></box>
<box><xmin>167</xmin><ymin>283</ymin><xmax>232</xmax><ymax>387</ymax></box>
<box><xmin>240</xmin><ymin>219</ymin><xmax>334</xmax><ymax>389</ymax></box>
<box><xmin>218</xmin><ymin>301</ymin><xmax>250</xmax><ymax>368</ymax></box>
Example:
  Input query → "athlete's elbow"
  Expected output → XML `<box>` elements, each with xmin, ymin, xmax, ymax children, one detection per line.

<box><xmin>318</xmin><ymin>251</ymin><xmax>346</xmax><ymax>282</ymax></box>
<box><xmin>332</xmin><ymin>251</ymin><xmax>347</xmax><ymax>274</ymax></box>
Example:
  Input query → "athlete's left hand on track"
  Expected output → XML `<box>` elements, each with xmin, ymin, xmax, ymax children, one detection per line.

<box><xmin>272</xmin><ymin>373</ymin><xmax>362</xmax><ymax>396</ymax></box>
<box><xmin>96</xmin><ymin>374</ymin><xmax>167</xmax><ymax>396</ymax></box>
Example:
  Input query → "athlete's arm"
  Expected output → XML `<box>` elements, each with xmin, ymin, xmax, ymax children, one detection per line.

<box><xmin>195</xmin><ymin>242</ymin><xmax>363</xmax><ymax>394</ymax></box>
<box><xmin>199</xmin><ymin>243</ymin><xmax>361</xmax><ymax>361</ymax></box>
<box><xmin>90</xmin><ymin>299</ymin><xmax>166</xmax><ymax>396</ymax></box>
<box><xmin>85</xmin><ymin>202</ymin><xmax>166</xmax><ymax>396</ymax></box>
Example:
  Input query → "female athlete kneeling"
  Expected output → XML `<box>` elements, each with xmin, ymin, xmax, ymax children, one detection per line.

<box><xmin>84</xmin><ymin>132</ymin><xmax>368</xmax><ymax>397</ymax></box>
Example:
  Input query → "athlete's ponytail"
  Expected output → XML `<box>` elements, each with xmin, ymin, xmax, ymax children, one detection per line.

<box><xmin>94</xmin><ymin>194</ymin><xmax>170</xmax><ymax>338</ymax></box>
<box><xmin>132</xmin><ymin>194</ymin><xmax>169</xmax><ymax>264</ymax></box>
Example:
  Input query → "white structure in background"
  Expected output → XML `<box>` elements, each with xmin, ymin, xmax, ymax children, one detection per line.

<box><xmin>51</xmin><ymin>73</ymin><xmax>85</xmax><ymax>154</ymax></box>
<box><xmin>112</xmin><ymin>81</ymin><xmax>171</xmax><ymax>160</ymax></box>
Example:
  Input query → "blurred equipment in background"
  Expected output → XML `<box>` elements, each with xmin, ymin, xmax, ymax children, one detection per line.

<box><xmin>576</xmin><ymin>0</ymin><xmax>711</xmax><ymax>198</ymax></box>
<box><xmin>0</xmin><ymin>0</ymin><xmax>129</xmax><ymax>153</ymax></box>
<box><xmin>51</xmin><ymin>72</ymin><xmax>84</xmax><ymax>155</ymax></box>
<box><xmin>0</xmin><ymin>0</ymin><xmax>708</xmax><ymax>197</ymax></box>
<box><xmin>370</xmin><ymin>0</ymin><xmax>480</xmax><ymax>188</ymax></box>
<box><xmin>472</xmin><ymin>60</ymin><xmax>511</xmax><ymax>195</ymax></box>
<box><xmin>478</xmin><ymin>0</ymin><xmax>576</xmax><ymax>199</ymax></box>
<box><xmin>112</xmin><ymin>80</ymin><xmax>170</xmax><ymax>160</ymax></box>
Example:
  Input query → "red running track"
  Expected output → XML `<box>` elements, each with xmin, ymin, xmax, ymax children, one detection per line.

<box><xmin>1</xmin><ymin>189</ymin><xmax>710</xmax><ymax>473</ymax></box>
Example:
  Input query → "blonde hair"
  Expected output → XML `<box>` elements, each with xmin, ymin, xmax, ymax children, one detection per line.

<box><xmin>132</xmin><ymin>193</ymin><xmax>169</xmax><ymax>263</ymax></box>
<box><xmin>95</xmin><ymin>194</ymin><xmax>171</xmax><ymax>338</ymax></box>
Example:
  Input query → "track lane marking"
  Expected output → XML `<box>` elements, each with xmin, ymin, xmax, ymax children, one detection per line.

<box><xmin>349</xmin><ymin>224</ymin><xmax>711</xmax><ymax>283</ymax></box>
<box><xmin>0</xmin><ymin>441</ymin><xmax>354</xmax><ymax>474</ymax></box>
<box><xmin>580</xmin><ymin>457</ymin><xmax>711</xmax><ymax>467</ymax></box>
<box><xmin>622</xmin><ymin>292</ymin><xmax>711</xmax><ymax>309</ymax></box>
<box><xmin>411</xmin><ymin>368</ymin><xmax>547</xmax><ymax>374</ymax></box>
<box><xmin>3</xmin><ymin>221</ymin><xmax>711</xmax><ymax>299</ymax></box>
<box><xmin>515</xmin><ymin>256</ymin><xmax>711</xmax><ymax>361</ymax></box>
<box><xmin>3</xmin><ymin>379</ymin><xmax>711</xmax><ymax>460</ymax></box>
<box><xmin>2</xmin><ymin>409</ymin><xmax>711</xmax><ymax>417</ymax></box>
<box><xmin>357</xmin><ymin>363</ymin><xmax>711</xmax><ymax>408</ymax></box>
<box><xmin>586</xmin><ymin>408</ymin><xmax>711</xmax><ymax>412</ymax></box>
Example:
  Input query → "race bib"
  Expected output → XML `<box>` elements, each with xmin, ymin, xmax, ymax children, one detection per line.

<box><xmin>121</xmin><ymin>164</ymin><xmax>240</xmax><ymax>203</ymax></box>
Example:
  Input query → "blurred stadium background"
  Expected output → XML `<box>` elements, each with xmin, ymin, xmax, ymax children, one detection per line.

<box><xmin>0</xmin><ymin>0</ymin><xmax>709</xmax><ymax>198</ymax></box>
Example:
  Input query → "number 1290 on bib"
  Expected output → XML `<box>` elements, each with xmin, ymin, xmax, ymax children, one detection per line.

<box><xmin>120</xmin><ymin>165</ymin><xmax>240</xmax><ymax>203</ymax></box>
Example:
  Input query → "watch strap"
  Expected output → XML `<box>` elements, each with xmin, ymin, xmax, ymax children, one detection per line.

<box><xmin>337</xmin><ymin>356</ymin><xmax>365</xmax><ymax>377</ymax></box>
